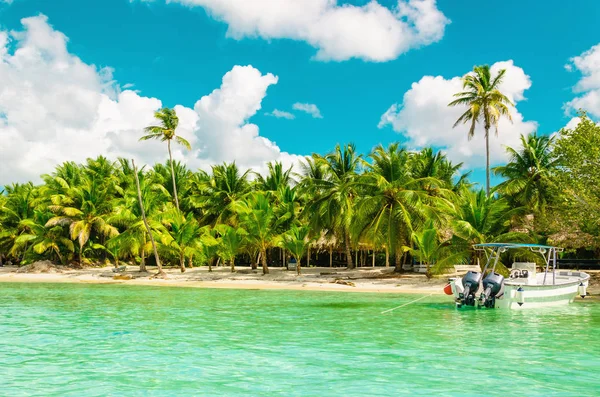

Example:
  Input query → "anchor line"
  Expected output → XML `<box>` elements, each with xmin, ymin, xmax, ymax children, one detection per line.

<box><xmin>380</xmin><ymin>293</ymin><xmax>435</xmax><ymax>314</ymax></box>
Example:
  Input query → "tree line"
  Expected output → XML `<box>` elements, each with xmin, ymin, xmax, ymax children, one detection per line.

<box><xmin>1</xmin><ymin>65</ymin><xmax>598</xmax><ymax>276</ymax></box>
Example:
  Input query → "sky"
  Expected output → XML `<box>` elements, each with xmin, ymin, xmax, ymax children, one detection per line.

<box><xmin>0</xmin><ymin>0</ymin><xmax>599</xmax><ymax>187</ymax></box>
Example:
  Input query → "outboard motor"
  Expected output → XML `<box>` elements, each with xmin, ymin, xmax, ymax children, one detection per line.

<box><xmin>480</xmin><ymin>272</ymin><xmax>505</xmax><ymax>308</ymax></box>
<box><xmin>459</xmin><ymin>271</ymin><xmax>481</xmax><ymax>307</ymax></box>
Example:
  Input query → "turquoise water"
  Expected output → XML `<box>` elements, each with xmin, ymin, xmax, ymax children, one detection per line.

<box><xmin>1</xmin><ymin>283</ymin><xmax>599</xmax><ymax>396</ymax></box>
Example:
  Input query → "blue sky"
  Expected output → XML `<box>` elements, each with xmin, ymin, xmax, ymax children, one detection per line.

<box><xmin>1</xmin><ymin>0</ymin><xmax>599</xmax><ymax>186</ymax></box>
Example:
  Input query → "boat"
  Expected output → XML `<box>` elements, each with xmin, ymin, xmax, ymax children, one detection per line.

<box><xmin>446</xmin><ymin>243</ymin><xmax>590</xmax><ymax>309</ymax></box>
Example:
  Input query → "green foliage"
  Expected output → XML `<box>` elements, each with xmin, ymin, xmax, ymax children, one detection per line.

<box><xmin>493</xmin><ymin>133</ymin><xmax>558</xmax><ymax>213</ymax></box>
<box><xmin>548</xmin><ymin>112</ymin><xmax>600</xmax><ymax>251</ymax></box>
<box><xmin>280</xmin><ymin>225</ymin><xmax>312</xmax><ymax>274</ymax></box>
<box><xmin>1</xmin><ymin>129</ymin><xmax>599</xmax><ymax>272</ymax></box>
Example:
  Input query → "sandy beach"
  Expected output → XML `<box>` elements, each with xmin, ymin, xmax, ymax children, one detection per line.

<box><xmin>1</xmin><ymin>264</ymin><xmax>598</xmax><ymax>296</ymax></box>
<box><xmin>0</xmin><ymin>264</ymin><xmax>454</xmax><ymax>294</ymax></box>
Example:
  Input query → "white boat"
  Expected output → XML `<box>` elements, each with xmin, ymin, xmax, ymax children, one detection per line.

<box><xmin>446</xmin><ymin>243</ymin><xmax>590</xmax><ymax>309</ymax></box>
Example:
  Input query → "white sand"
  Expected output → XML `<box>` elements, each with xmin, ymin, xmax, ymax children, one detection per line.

<box><xmin>0</xmin><ymin>265</ymin><xmax>449</xmax><ymax>294</ymax></box>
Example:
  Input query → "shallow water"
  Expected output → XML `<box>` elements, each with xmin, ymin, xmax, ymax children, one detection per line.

<box><xmin>1</xmin><ymin>283</ymin><xmax>598</xmax><ymax>396</ymax></box>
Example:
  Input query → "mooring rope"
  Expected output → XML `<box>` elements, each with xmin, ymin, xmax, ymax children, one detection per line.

<box><xmin>381</xmin><ymin>293</ymin><xmax>435</xmax><ymax>314</ymax></box>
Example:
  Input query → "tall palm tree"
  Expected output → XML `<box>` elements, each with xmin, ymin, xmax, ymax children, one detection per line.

<box><xmin>493</xmin><ymin>133</ymin><xmax>558</xmax><ymax>213</ymax></box>
<box><xmin>140</xmin><ymin>107</ymin><xmax>191</xmax><ymax>212</ymax></box>
<box><xmin>449</xmin><ymin>65</ymin><xmax>514</xmax><ymax>196</ymax></box>
<box><xmin>355</xmin><ymin>143</ymin><xmax>443</xmax><ymax>271</ymax></box>
<box><xmin>108</xmin><ymin>165</ymin><xmax>169</xmax><ymax>272</ymax></box>
<box><xmin>304</xmin><ymin>144</ymin><xmax>362</xmax><ymax>269</ymax></box>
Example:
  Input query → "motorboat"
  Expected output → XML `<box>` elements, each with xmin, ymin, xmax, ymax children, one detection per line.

<box><xmin>446</xmin><ymin>243</ymin><xmax>590</xmax><ymax>309</ymax></box>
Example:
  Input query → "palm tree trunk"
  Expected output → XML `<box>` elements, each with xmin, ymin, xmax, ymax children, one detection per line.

<box><xmin>208</xmin><ymin>257</ymin><xmax>213</xmax><ymax>272</ymax></box>
<box><xmin>230</xmin><ymin>257</ymin><xmax>235</xmax><ymax>273</ymax></box>
<box><xmin>296</xmin><ymin>255</ymin><xmax>301</xmax><ymax>275</ymax></box>
<box><xmin>385</xmin><ymin>247</ymin><xmax>389</xmax><ymax>267</ymax></box>
<box><xmin>132</xmin><ymin>160</ymin><xmax>165</xmax><ymax>278</ymax></box>
<box><xmin>394</xmin><ymin>251</ymin><xmax>402</xmax><ymax>273</ymax></box>
<box><xmin>168</xmin><ymin>140</ymin><xmax>180</xmax><ymax>212</ymax></box>
<box><xmin>180</xmin><ymin>253</ymin><xmax>185</xmax><ymax>273</ymax></box>
<box><xmin>261</xmin><ymin>249</ymin><xmax>269</xmax><ymax>274</ymax></box>
<box><xmin>252</xmin><ymin>253</ymin><xmax>258</xmax><ymax>270</ymax></box>
<box><xmin>329</xmin><ymin>247</ymin><xmax>333</xmax><ymax>267</ymax></box>
<box><xmin>140</xmin><ymin>234</ymin><xmax>147</xmax><ymax>272</ymax></box>
<box><xmin>344</xmin><ymin>230</ymin><xmax>354</xmax><ymax>269</ymax></box>
<box><xmin>485</xmin><ymin>128</ymin><xmax>490</xmax><ymax>197</ymax></box>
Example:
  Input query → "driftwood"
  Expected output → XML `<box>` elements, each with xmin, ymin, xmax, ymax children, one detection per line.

<box><xmin>330</xmin><ymin>279</ymin><xmax>356</xmax><ymax>287</ymax></box>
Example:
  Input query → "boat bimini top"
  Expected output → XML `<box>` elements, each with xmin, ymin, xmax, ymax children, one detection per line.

<box><xmin>473</xmin><ymin>243</ymin><xmax>563</xmax><ymax>286</ymax></box>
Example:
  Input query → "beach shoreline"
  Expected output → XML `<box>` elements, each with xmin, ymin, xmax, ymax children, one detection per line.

<box><xmin>0</xmin><ymin>265</ymin><xmax>449</xmax><ymax>294</ymax></box>
<box><xmin>2</xmin><ymin>265</ymin><xmax>598</xmax><ymax>296</ymax></box>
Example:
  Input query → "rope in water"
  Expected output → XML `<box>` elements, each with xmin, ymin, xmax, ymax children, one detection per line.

<box><xmin>380</xmin><ymin>293</ymin><xmax>435</xmax><ymax>314</ymax></box>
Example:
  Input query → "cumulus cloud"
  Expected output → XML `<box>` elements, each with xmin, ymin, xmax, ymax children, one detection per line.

<box><xmin>564</xmin><ymin>43</ymin><xmax>600</xmax><ymax>119</ymax></box>
<box><xmin>293</xmin><ymin>102</ymin><xmax>323</xmax><ymax>119</ymax></box>
<box><xmin>189</xmin><ymin>65</ymin><xmax>304</xmax><ymax>174</ymax></box>
<box><xmin>168</xmin><ymin>0</ymin><xmax>449</xmax><ymax>62</ymax></box>
<box><xmin>265</xmin><ymin>109</ymin><xmax>295</xmax><ymax>119</ymax></box>
<box><xmin>0</xmin><ymin>15</ymin><xmax>303</xmax><ymax>185</ymax></box>
<box><xmin>378</xmin><ymin>61</ymin><xmax>537</xmax><ymax>168</ymax></box>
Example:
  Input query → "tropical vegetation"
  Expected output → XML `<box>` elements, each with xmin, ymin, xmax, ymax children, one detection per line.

<box><xmin>1</xmin><ymin>100</ymin><xmax>599</xmax><ymax>276</ymax></box>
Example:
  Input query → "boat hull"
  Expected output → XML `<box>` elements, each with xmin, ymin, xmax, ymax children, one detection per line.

<box><xmin>450</xmin><ymin>271</ymin><xmax>590</xmax><ymax>310</ymax></box>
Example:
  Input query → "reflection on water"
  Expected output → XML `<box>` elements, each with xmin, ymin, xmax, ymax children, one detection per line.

<box><xmin>0</xmin><ymin>283</ymin><xmax>599</xmax><ymax>397</ymax></box>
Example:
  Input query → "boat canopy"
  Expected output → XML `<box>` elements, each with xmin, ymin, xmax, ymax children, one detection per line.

<box><xmin>474</xmin><ymin>243</ymin><xmax>563</xmax><ymax>286</ymax></box>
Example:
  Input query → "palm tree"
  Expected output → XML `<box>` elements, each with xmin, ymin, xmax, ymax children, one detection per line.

<box><xmin>235</xmin><ymin>192</ymin><xmax>279</xmax><ymax>274</ymax></box>
<box><xmin>0</xmin><ymin>183</ymin><xmax>38</xmax><ymax>264</ymax></box>
<box><xmin>45</xmin><ymin>177</ymin><xmax>119</xmax><ymax>266</ymax></box>
<box><xmin>410</xmin><ymin>222</ymin><xmax>467</xmax><ymax>277</ymax></box>
<box><xmin>140</xmin><ymin>107</ymin><xmax>191</xmax><ymax>212</ymax></box>
<box><xmin>10</xmin><ymin>211</ymin><xmax>74</xmax><ymax>265</ymax></box>
<box><xmin>450</xmin><ymin>189</ymin><xmax>531</xmax><ymax>270</ymax></box>
<box><xmin>493</xmin><ymin>133</ymin><xmax>558</xmax><ymax>213</ymax></box>
<box><xmin>216</xmin><ymin>225</ymin><xmax>247</xmax><ymax>272</ymax></box>
<box><xmin>193</xmin><ymin>162</ymin><xmax>251</xmax><ymax>226</ymax></box>
<box><xmin>161</xmin><ymin>213</ymin><xmax>203</xmax><ymax>272</ymax></box>
<box><xmin>108</xmin><ymin>165</ymin><xmax>169</xmax><ymax>272</ymax></box>
<box><xmin>304</xmin><ymin>144</ymin><xmax>362</xmax><ymax>269</ymax></box>
<box><xmin>355</xmin><ymin>143</ymin><xmax>443</xmax><ymax>271</ymax></box>
<box><xmin>255</xmin><ymin>161</ymin><xmax>294</xmax><ymax>192</ymax></box>
<box><xmin>281</xmin><ymin>224</ymin><xmax>311</xmax><ymax>275</ymax></box>
<box><xmin>410</xmin><ymin>148</ymin><xmax>471</xmax><ymax>192</ymax></box>
<box><xmin>449</xmin><ymin>65</ymin><xmax>514</xmax><ymax>196</ymax></box>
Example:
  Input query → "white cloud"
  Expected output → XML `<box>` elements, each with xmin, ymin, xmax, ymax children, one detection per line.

<box><xmin>265</xmin><ymin>109</ymin><xmax>295</xmax><ymax>119</ymax></box>
<box><xmin>167</xmin><ymin>0</ymin><xmax>449</xmax><ymax>62</ymax></box>
<box><xmin>293</xmin><ymin>102</ymin><xmax>323</xmax><ymax>119</ymax></box>
<box><xmin>565</xmin><ymin>43</ymin><xmax>600</xmax><ymax>118</ymax></box>
<box><xmin>188</xmin><ymin>65</ymin><xmax>304</xmax><ymax>174</ymax></box>
<box><xmin>378</xmin><ymin>61</ymin><xmax>538</xmax><ymax>168</ymax></box>
<box><xmin>0</xmin><ymin>15</ymin><xmax>303</xmax><ymax>185</ymax></box>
